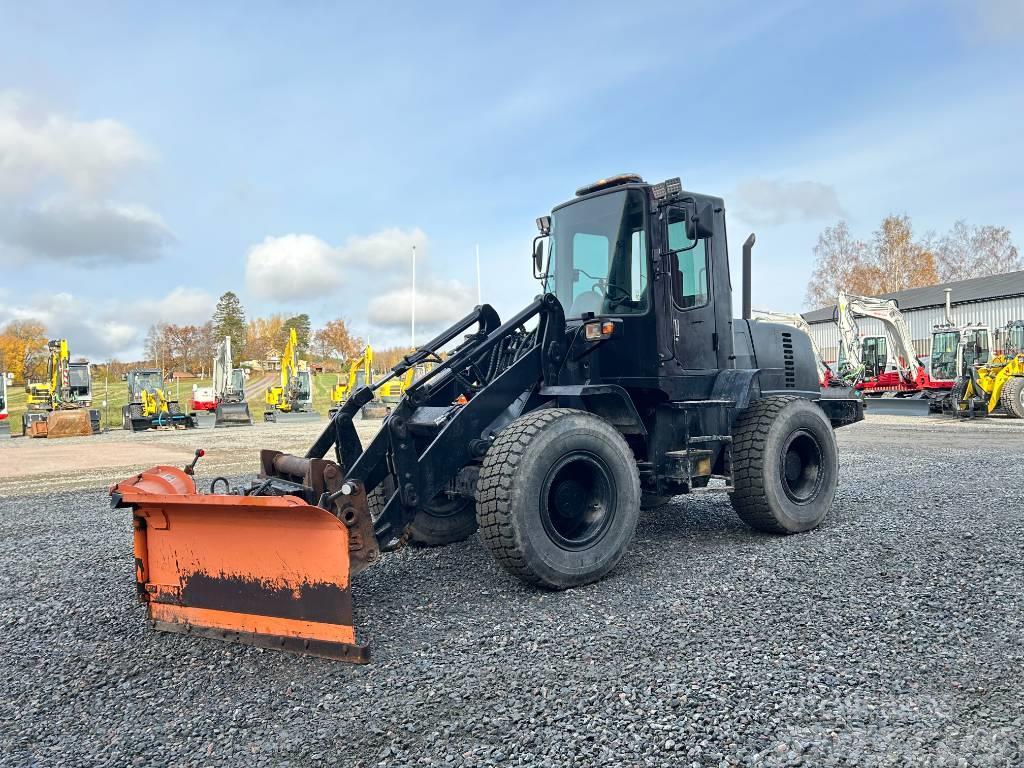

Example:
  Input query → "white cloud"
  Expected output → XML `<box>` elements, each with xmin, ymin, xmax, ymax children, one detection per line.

<box><xmin>0</xmin><ymin>286</ymin><xmax>215</xmax><ymax>361</ymax></box>
<box><xmin>246</xmin><ymin>227</ymin><xmax>426</xmax><ymax>301</ymax></box>
<box><xmin>367</xmin><ymin>278</ymin><xmax>476</xmax><ymax>332</ymax></box>
<box><xmin>1</xmin><ymin>200</ymin><xmax>172</xmax><ymax>263</ymax></box>
<box><xmin>734</xmin><ymin>178</ymin><xmax>845</xmax><ymax>226</ymax></box>
<box><xmin>0</xmin><ymin>90</ymin><xmax>171</xmax><ymax>266</ymax></box>
<box><xmin>0</xmin><ymin>91</ymin><xmax>154</xmax><ymax>199</ymax></box>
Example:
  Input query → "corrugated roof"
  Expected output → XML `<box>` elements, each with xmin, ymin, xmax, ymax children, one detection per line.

<box><xmin>802</xmin><ymin>269</ymin><xmax>1024</xmax><ymax>323</ymax></box>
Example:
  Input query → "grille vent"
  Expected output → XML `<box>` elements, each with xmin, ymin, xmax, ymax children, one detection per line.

<box><xmin>782</xmin><ymin>332</ymin><xmax>796</xmax><ymax>387</ymax></box>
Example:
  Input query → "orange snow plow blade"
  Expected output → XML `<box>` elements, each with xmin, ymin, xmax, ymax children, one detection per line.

<box><xmin>110</xmin><ymin>465</ymin><xmax>367</xmax><ymax>662</ymax></box>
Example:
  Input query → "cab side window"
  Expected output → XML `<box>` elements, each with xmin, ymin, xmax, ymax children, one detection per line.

<box><xmin>667</xmin><ymin>209</ymin><xmax>709</xmax><ymax>309</ymax></box>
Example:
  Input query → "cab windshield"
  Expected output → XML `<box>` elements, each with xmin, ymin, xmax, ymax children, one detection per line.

<box><xmin>545</xmin><ymin>189</ymin><xmax>649</xmax><ymax>318</ymax></box>
<box><xmin>296</xmin><ymin>371</ymin><xmax>311</xmax><ymax>399</ymax></box>
<box><xmin>133</xmin><ymin>371</ymin><xmax>163</xmax><ymax>393</ymax></box>
<box><xmin>930</xmin><ymin>330</ymin><xmax>959</xmax><ymax>380</ymax></box>
<box><xmin>1009</xmin><ymin>325</ymin><xmax>1024</xmax><ymax>354</ymax></box>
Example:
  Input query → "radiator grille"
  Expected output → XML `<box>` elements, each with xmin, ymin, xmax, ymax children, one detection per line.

<box><xmin>782</xmin><ymin>332</ymin><xmax>796</xmax><ymax>387</ymax></box>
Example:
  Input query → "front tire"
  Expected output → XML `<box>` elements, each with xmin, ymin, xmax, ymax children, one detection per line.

<box><xmin>1000</xmin><ymin>377</ymin><xmax>1024</xmax><ymax>419</ymax></box>
<box><xmin>729</xmin><ymin>396</ymin><xmax>838</xmax><ymax>534</ymax></box>
<box><xmin>476</xmin><ymin>408</ymin><xmax>641</xmax><ymax>589</ymax></box>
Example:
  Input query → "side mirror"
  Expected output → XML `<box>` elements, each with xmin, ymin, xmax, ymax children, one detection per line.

<box><xmin>532</xmin><ymin>236</ymin><xmax>549</xmax><ymax>280</ymax></box>
<box><xmin>685</xmin><ymin>202</ymin><xmax>715</xmax><ymax>241</ymax></box>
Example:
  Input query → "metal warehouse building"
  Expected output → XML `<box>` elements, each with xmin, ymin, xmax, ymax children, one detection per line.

<box><xmin>801</xmin><ymin>270</ymin><xmax>1024</xmax><ymax>363</ymax></box>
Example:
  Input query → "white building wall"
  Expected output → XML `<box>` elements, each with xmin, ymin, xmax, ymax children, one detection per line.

<box><xmin>806</xmin><ymin>296</ymin><xmax>1024</xmax><ymax>363</ymax></box>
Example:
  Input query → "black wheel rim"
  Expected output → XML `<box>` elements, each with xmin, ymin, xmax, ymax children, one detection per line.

<box><xmin>540</xmin><ymin>451</ymin><xmax>616</xmax><ymax>550</ymax></box>
<box><xmin>779</xmin><ymin>429</ymin><xmax>824</xmax><ymax>504</ymax></box>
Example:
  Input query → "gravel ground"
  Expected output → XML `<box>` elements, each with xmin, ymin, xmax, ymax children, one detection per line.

<box><xmin>1</xmin><ymin>416</ymin><xmax>1022</xmax><ymax>767</ymax></box>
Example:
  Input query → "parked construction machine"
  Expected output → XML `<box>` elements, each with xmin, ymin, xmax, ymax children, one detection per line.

<box><xmin>23</xmin><ymin>339</ymin><xmax>98</xmax><ymax>437</ymax></box>
<box><xmin>835</xmin><ymin>292</ymin><xmax>950</xmax><ymax>414</ymax></box>
<box><xmin>211</xmin><ymin>337</ymin><xmax>252</xmax><ymax>427</ymax></box>
<box><xmin>0</xmin><ymin>372</ymin><xmax>10</xmax><ymax>437</ymax></box>
<box><xmin>330</xmin><ymin>345</ymin><xmax>390</xmax><ymax>419</ymax></box>
<box><xmin>751</xmin><ymin>310</ymin><xmax>835</xmax><ymax>386</ymax></box>
<box><xmin>110</xmin><ymin>174</ymin><xmax>863</xmax><ymax>662</ymax></box>
<box><xmin>122</xmin><ymin>369</ymin><xmax>195</xmax><ymax>431</ymax></box>
<box><xmin>264</xmin><ymin>328</ymin><xmax>314</xmax><ymax>421</ymax></box>
<box><xmin>951</xmin><ymin>320</ymin><xmax>1024</xmax><ymax>418</ymax></box>
<box><xmin>331</xmin><ymin>345</ymin><xmax>373</xmax><ymax>406</ymax></box>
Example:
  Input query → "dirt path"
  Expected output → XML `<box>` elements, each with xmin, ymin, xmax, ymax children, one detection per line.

<box><xmin>243</xmin><ymin>372</ymin><xmax>276</xmax><ymax>399</ymax></box>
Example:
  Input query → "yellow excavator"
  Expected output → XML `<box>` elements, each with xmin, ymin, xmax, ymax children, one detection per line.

<box><xmin>23</xmin><ymin>339</ymin><xmax>97</xmax><ymax>437</ymax></box>
<box><xmin>265</xmin><ymin>328</ymin><xmax>314</xmax><ymax>421</ymax></box>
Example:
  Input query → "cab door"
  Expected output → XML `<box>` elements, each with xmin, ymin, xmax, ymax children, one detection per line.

<box><xmin>862</xmin><ymin>336</ymin><xmax>887</xmax><ymax>378</ymax></box>
<box><xmin>665</xmin><ymin>207</ymin><xmax>718</xmax><ymax>373</ymax></box>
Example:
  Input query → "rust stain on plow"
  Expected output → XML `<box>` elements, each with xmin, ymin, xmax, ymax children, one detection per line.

<box><xmin>175</xmin><ymin>572</ymin><xmax>353</xmax><ymax>626</ymax></box>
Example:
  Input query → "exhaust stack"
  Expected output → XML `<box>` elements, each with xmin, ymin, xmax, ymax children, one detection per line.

<box><xmin>944</xmin><ymin>288</ymin><xmax>953</xmax><ymax>324</ymax></box>
<box><xmin>742</xmin><ymin>233</ymin><xmax>755</xmax><ymax>320</ymax></box>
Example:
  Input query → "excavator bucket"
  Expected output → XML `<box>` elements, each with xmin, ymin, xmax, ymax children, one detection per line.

<box><xmin>42</xmin><ymin>409</ymin><xmax>93</xmax><ymax>438</ymax></box>
<box><xmin>213</xmin><ymin>401</ymin><xmax>253</xmax><ymax>427</ymax></box>
<box><xmin>110</xmin><ymin>466</ymin><xmax>367</xmax><ymax>662</ymax></box>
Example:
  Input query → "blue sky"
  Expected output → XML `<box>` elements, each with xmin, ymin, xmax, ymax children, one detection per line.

<box><xmin>1</xmin><ymin>0</ymin><xmax>1022</xmax><ymax>360</ymax></box>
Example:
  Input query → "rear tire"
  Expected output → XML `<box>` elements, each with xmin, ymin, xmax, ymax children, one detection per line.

<box><xmin>476</xmin><ymin>408</ymin><xmax>641</xmax><ymax>589</ymax></box>
<box><xmin>729</xmin><ymin>396</ymin><xmax>838</xmax><ymax>534</ymax></box>
<box><xmin>367</xmin><ymin>476</ymin><xmax>478</xmax><ymax>547</ymax></box>
<box><xmin>1000</xmin><ymin>377</ymin><xmax>1024</xmax><ymax>419</ymax></box>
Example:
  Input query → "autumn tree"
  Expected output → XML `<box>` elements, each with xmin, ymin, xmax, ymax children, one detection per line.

<box><xmin>804</xmin><ymin>221</ymin><xmax>867</xmax><ymax>308</ymax></box>
<box><xmin>870</xmin><ymin>215</ymin><xmax>937</xmax><ymax>293</ymax></box>
<box><xmin>145</xmin><ymin>323</ymin><xmax>174</xmax><ymax>374</ymax></box>
<box><xmin>805</xmin><ymin>215</ymin><xmax>939</xmax><ymax>307</ymax></box>
<box><xmin>0</xmin><ymin>320</ymin><xmax>48</xmax><ymax>383</ymax></box>
<box><xmin>246</xmin><ymin>315</ymin><xmax>285</xmax><ymax>363</ymax></box>
<box><xmin>312</xmin><ymin>319</ymin><xmax>363</xmax><ymax>365</ymax></box>
<box><xmin>212</xmin><ymin>292</ymin><xmax>246</xmax><ymax>364</ymax></box>
<box><xmin>935</xmin><ymin>220</ymin><xmax>1021</xmax><ymax>282</ymax></box>
<box><xmin>373</xmin><ymin>346</ymin><xmax>415</xmax><ymax>371</ymax></box>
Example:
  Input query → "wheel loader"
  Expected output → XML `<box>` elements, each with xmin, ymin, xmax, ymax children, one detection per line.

<box><xmin>122</xmin><ymin>369</ymin><xmax>196</xmax><ymax>431</ymax></box>
<box><xmin>110</xmin><ymin>174</ymin><xmax>863</xmax><ymax>662</ymax></box>
<box><xmin>951</xmin><ymin>320</ymin><xmax>1024</xmax><ymax>418</ymax></box>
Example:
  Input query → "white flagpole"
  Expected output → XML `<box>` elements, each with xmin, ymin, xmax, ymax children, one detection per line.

<box><xmin>411</xmin><ymin>245</ymin><xmax>417</xmax><ymax>349</ymax></box>
<box><xmin>475</xmin><ymin>243</ymin><xmax>481</xmax><ymax>304</ymax></box>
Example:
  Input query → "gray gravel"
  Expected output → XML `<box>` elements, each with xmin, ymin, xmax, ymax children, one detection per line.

<box><xmin>1</xmin><ymin>417</ymin><xmax>1022</xmax><ymax>767</ymax></box>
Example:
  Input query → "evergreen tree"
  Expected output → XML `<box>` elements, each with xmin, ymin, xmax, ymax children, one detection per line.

<box><xmin>212</xmin><ymin>292</ymin><xmax>247</xmax><ymax>364</ymax></box>
<box><xmin>282</xmin><ymin>314</ymin><xmax>312</xmax><ymax>354</ymax></box>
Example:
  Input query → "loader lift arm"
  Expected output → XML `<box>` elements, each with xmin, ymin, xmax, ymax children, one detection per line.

<box><xmin>306</xmin><ymin>297</ymin><xmax>556</xmax><ymax>549</ymax></box>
